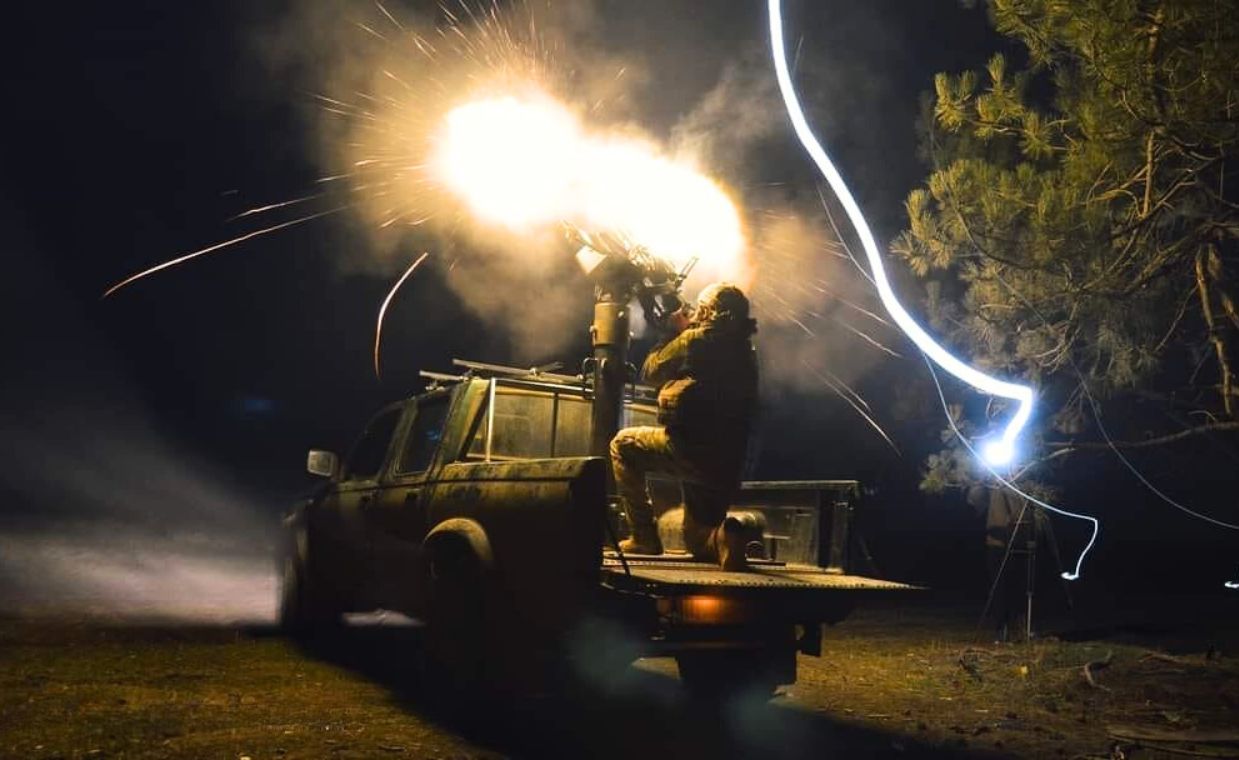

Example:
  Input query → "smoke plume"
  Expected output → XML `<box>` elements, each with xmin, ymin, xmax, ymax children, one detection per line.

<box><xmin>256</xmin><ymin>0</ymin><xmax>911</xmax><ymax>436</ymax></box>
<box><xmin>0</xmin><ymin>222</ymin><xmax>275</xmax><ymax>622</ymax></box>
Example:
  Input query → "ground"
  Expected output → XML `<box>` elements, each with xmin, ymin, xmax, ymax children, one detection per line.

<box><xmin>2</xmin><ymin>599</ymin><xmax>1237</xmax><ymax>759</ymax></box>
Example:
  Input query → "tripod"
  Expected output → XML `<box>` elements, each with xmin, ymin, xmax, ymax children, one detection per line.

<box><xmin>981</xmin><ymin>494</ymin><xmax>1074</xmax><ymax>641</ymax></box>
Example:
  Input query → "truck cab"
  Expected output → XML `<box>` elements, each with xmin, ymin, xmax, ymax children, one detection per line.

<box><xmin>280</xmin><ymin>361</ymin><xmax>912</xmax><ymax>696</ymax></box>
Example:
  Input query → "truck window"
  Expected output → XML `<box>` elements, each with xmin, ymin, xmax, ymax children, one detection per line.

<box><xmin>342</xmin><ymin>407</ymin><xmax>401</xmax><ymax>481</ymax></box>
<box><xmin>397</xmin><ymin>397</ymin><xmax>450</xmax><ymax>474</ymax></box>
<box><xmin>553</xmin><ymin>396</ymin><xmax>591</xmax><ymax>456</ymax></box>
<box><xmin>465</xmin><ymin>382</ymin><xmax>661</xmax><ymax>461</ymax></box>
<box><xmin>473</xmin><ymin>387</ymin><xmax>554</xmax><ymax>459</ymax></box>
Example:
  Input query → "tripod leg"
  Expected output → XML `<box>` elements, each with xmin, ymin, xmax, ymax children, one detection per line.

<box><xmin>981</xmin><ymin>498</ymin><xmax>1030</xmax><ymax>638</ymax></box>
<box><xmin>1025</xmin><ymin>524</ymin><xmax>1036</xmax><ymax>641</ymax></box>
<box><xmin>1039</xmin><ymin>511</ymin><xmax>1075</xmax><ymax>610</ymax></box>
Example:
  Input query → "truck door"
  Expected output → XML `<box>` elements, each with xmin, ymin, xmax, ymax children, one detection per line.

<box><xmin>368</xmin><ymin>393</ymin><xmax>452</xmax><ymax>614</ymax></box>
<box><xmin>317</xmin><ymin>404</ymin><xmax>403</xmax><ymax>601</ymax></box>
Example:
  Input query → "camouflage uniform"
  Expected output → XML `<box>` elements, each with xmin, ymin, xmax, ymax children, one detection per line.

<box><xmin>611</xmin><ymin>303</ymin><xmax>758</xmax><ymax>561</ymax></box>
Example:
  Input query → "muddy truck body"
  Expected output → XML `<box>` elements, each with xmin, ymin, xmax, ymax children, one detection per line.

<box><xmin>279</xmin><ymin>360</ymin><xmax>913</xmax><ymax>694</ymax></box>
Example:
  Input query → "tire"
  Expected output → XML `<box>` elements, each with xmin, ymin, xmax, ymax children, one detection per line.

<box><xmin>675</xmin><ymin>646</ymin><xmax>793</xmax><ymax>701</ymax></box>
<box><xmin>277</xmin><ymin>551</ymin><xmax>304</xmax><ymax>632</ymax></box>
<box><xmin>424</xmin><ymin>541</ymin><xmax>493</xmax><ymax>697</ymax></box>
<box><xmin>278</xmin><ymin>526</ymin><xmax>341</xmax><ymax>636</ymax></box>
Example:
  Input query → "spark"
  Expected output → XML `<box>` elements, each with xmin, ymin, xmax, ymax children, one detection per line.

<box><xmin>804</xmin><ymin>361</ymin><xmax>900</xmax><ymax>455</ymax></box>
<box><xmin>1077</xmin><ymin>366</ymin><xmax>1239</xmax><ymax>531</ymax></box>
<box><xmin>813</xmin><ymin>282</ymin><xmax>892</xmax><ymax>328</ymax></box>
<box><xmin>769</xmin><ymin>0</ymin><xmax>1032</xmax><ymax>467</ymax></box>
<box><xmin>374</xmin><ymin>252</ymin><xmax>431</xmax><ymax>379</ymax></box>
<box><xmin>103</xmin><ymin>206</ymin><xmax>349</xmax><ymax>298</ymax></box>
<box><xmin>815</xmin><ymin>184</ymin><xmax>876</xmax><ymax>289</ymax></box>
<box><xmin>226</xmin><ymin>193</ymin><xmax>325</xmax><ymax>222</ymax></box>
<box><xmin>830</xmin><ymin>315</ymin><xmax>903</xmax><ymax>358</ymax></box>
<box><xmin>375</xmin><ymin>1</ymin><xmax>405</xmax><ymax>33</ymax></box>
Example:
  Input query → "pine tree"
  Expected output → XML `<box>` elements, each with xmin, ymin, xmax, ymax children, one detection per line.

<box><xmin>894</xmin><ymin>0</ymin><xmax>1239</xmax><ymax>488</ymax></box>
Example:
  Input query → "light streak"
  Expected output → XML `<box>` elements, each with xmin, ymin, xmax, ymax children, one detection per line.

<box><xmin>1081</xmin><ymin>390</ymin><xmax>1239</xmax><ymax>531</ymax></box>
<box><xmin>226</xmin><ymin>193</ymin><xmax>326</xmax><ymax>223</ymax></box>
<box><xmin>768</xmin><ymin>0</ymin><xmax>1032</xmax><ymax>466</ymax></box>
<box><xmin>923</xmin><ymin>355</ymin><xmax>1098</xmax><ymax>580</ymax></box>
<box><xmin>374</xmin><ymin>251</ymin><xmax>430</xmax><ymax>379</ymax></box>
<box><xmin>769</xmin><ymin>0</ymin><xmax>1101</xmax><ymax>578</ymax></box>
<box><xmin>983</xmin><ymin>258</ymin><xmax>1239</xmax><ymax>580</ymax></box>
<box><xmin>803</xmin><ymin>361</ymin><xmax>900</xmax><ymax>455</ymax></box>
<box><xmin>103</xmin><ymin>206</ymin><xmax>349</xmax><ymax>298</ymax></box>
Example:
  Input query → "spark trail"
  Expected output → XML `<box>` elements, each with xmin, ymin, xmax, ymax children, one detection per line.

<box><xmin>374</xmin><ymin>251</ymin><xmax>430</xmax><ymax>379</ymax></box>
<box><xmin>103</xmin><ymin>207</ymin><xmax>349</xmax><ymax>298</ymax></box>
<box><xmin>767</xmin><ymin>0</ymin><xmax>1031</xmax><ymax>468</ymax></box>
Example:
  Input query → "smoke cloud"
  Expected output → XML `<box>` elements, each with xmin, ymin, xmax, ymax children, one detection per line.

<box><xmin>0</xmin><ymin>222</ymin><xmax>275</xmax><ymax>622</ymax></box>
<box><xmin>255</xmin><ymin>0</ymin><xmax>912</xmax><ymax>433</ymax></box>
<box><xmin>668</xmin><ymin>41</ymin><xmax>904</xmax><ymax>402</ymax></box>
<box><xmin>0</xmin><ymin>528</ymin><xmax>275</xmax><ymax>623</ymax></box>
<box><xmin>251</xmin><ymin>0</ymin><xmax>661</xmax><ymax>362</ymax></box>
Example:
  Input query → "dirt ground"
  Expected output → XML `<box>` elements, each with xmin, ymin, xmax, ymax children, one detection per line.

<box><xmin>2</xmin><ymin>599</ymin><xmax>1238</xmax><ymax>760</ymax></box>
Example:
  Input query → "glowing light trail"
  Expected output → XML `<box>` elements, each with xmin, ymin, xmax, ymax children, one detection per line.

<box><xmin>770</xmin><ymin>0</ymin><xmax>1102</xmax><ymax>578</ymax></box>
<box><xmin>103</xmin><ymin>206</ymin><xmax>349</xmax><ymax>298</ymax></box>
<box><xmin>374</xmin><ymin>251</ymin><xmax>430</xmax><ymax>379</ymax></box>
<box><xmin>924</xmin><ymin>355</ymin><xmax>1098</xmax><ymax>579</ymax></box>
<box><xmin>768</xmin><ymin>0</ymin><xmax>1032</xmax><ymax>467</ymax></box>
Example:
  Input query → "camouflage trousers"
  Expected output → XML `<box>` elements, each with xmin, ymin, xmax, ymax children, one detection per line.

<box><xmin>609</xmin><ymin>425</ymin><xmax>744</xmax><ymax>560</ymax></box>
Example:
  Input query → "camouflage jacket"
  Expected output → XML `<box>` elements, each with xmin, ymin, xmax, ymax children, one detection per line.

<box><xmin>642</xmin><ymin>323</ymin><xmax>758</xmax><ymax>438</ymax></box>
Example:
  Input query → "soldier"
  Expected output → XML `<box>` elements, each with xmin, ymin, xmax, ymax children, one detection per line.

<box><xmin>610</xmin><ymin>282</ymin><xmax>759</xmax><ymax>570</ymax></box>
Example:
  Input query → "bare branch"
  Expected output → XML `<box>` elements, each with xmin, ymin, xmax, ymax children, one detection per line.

<box><xmin>1046</xmin><ymin>420</ymin><xmax>1239</xmax><ymax>450</ymax></box>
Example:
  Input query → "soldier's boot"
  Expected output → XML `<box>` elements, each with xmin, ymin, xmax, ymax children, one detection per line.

<box><xmin>619</xmin><ymin>498</ymin><xmax>663</xmax><ymax>555</ymax></box>
<box><xmin>714</xmin><ymin>516</ymin><xmax>748</xmax><ymax>572</ymax></box>
<box><xmin>619</xmin><ymin>518</ymin><xmax>663</xmax><ymax>556</ymax></box>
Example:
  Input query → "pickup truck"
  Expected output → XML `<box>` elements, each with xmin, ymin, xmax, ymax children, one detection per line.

<box><xmin>279</xmin><ymin>361</ymin><xmax>912</xmax><ymax>696</ymax></box>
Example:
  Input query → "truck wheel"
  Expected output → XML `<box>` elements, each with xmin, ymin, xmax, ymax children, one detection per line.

<box><xmin>277</xmin><ymin>552</ymin><xmax>305</xmax><ymax>632</ymax></box>
<box><xmin>424</xmin><ymin>542</ymin><xmax>493</xmax><ymax>696</ymax></box>
<box><xmin>675</xmin><ymin>647</ymin><xmax>792</xmax><ymax>701</ymax></box>
<box><xmin>278</xmin><ymin>527</ymin><xmax>341</xmax><ymax>636</ymax></box>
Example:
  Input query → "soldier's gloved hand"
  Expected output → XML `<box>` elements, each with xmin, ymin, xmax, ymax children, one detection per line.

<box><xmin>666</xmin><ymin>307</ymin><xmax>691</xmax><ymax>335</ymax></box>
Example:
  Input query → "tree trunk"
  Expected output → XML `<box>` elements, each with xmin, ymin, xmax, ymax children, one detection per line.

<box><xmin>1196</xmin><ymin>247</ymin><xmax>1234</xmax><ymax>417</ymax></box>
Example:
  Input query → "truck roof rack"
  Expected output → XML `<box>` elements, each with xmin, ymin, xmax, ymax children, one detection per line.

<box><xmin>418</xmin><ymin>358</ymin><xmax>659</xmax><ymax>402</ymax></box>
<box><xmin>452</xmin><ymin>358</ymin><xmax>584</xmax><ymax>385</ymax></box>
<box><xmin>418</xmin><ymin>370</ymin><xmax>468</xmax><ymax>387</ymax></box>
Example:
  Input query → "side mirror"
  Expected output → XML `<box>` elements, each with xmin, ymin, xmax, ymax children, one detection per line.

<box><xmin>306</xmin><ymin>449</ymin><xmax>339</xmax><ymax>479</ymax></box>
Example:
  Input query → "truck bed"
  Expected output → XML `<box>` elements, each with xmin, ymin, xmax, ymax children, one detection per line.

<box><xmin>600</xmin><ymin>553</ymin><xmax>916</xmax><ymax>592</ymax></box>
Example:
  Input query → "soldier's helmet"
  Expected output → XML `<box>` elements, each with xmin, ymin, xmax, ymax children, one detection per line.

<box><xmin>694</xmin><ymin>282</ymin><xmax>754</xmax><ymax>332</ymax></box>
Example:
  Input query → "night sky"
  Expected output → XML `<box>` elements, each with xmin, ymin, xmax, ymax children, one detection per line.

<box><xmin>3</xmin><ymin>1</ymin><xmax>1233</xmax><ymax>595</ymax></box>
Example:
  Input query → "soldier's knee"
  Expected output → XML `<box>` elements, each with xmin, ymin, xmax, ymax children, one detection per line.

<box><xmin>609</xmin><ymin>432</ymin><xmax>628</xmax><ymax>461</ymax></box>
<box><xmin>610</xmin><ymin>427</ymin><xmax>644</xmax><ymax>459</ymax></box>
